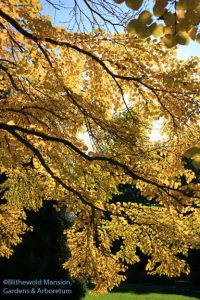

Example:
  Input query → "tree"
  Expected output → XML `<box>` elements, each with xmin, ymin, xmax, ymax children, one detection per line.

<box><xmin>115</xmin><ymin>0</ymin><xmax>200</xmax><ymax>46</ymax></box>
<box><xmin>0</xmin><ymin>0</ymin><xmax>200</xmax><ymax>295</ymax></box>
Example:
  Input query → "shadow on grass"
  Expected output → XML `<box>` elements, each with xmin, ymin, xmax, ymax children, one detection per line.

<box><xmin>107</xmin><ymin>284</ymin><xmax>200</xmax><ymax>299</ymax></box>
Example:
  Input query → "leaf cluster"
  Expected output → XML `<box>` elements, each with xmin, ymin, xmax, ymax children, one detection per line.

<box><xmin>116</xmin><ymin>0</ymin><xmax>200</xmax><ymax>47</ymax></box>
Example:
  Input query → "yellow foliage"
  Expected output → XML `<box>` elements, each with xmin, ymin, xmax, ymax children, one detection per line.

<box><xmin>138</xmin><ymin>10</ymin><xmax>152</xmax><ymax>24</ymax></box>
<box><xmin>125</xmin><ymin>0</ymin><xmax>142</xmax><ymax>10</ymax></box>
<box><xmin>121</xmin><ymin>0</ymin><xmax>200</xmax><ymax>45</ymax></box>
<box><xmin>151</xmin><ymin>23</ymin><xmax>164</xmax><ymax>37</ymax></box>
<box><xmin>127</xmin><ymin>19</ymin><xmax>146</xmax><ymax>35</ymax></box>
<box><xmin>0</xmin><ymin>0</ymin><xmax>200</xmax><ymax>294</ymax></box>
<box><xmin>162</xmin><ymin>34</ymin><xmax>177</xmax><ymax>48</ymax></box>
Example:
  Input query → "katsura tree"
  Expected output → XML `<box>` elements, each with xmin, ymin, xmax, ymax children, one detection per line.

<box><xmin>0</xmin><ymin>0</ymin><xmax>200</xmax><ymax>295</ymax></box>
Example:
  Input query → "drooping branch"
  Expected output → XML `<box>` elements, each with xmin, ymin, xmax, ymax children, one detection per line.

<box><xmin>0</xmin><ymin>8</ymin><xmax>143</xmax><ymax>82</ymax></box>
<box><xmin>1</xmin><ymin>125</ymin><xmax>106</xmax><ymax>213</ymax></box>
<box><xmin>1</xmin><ymin>122</ymin><xmax>199</xmax><ymax>207</ymax></box>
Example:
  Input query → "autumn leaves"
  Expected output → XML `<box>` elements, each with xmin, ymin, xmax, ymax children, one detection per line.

<box><xmin>115</xmin><ymin>0</ymin><xmax>200</xmax><ymax>47</ymax></box>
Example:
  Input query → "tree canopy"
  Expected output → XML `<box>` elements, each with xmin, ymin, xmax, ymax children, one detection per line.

<box><xmin>0</xmin><ymin>0</ymin><xmax>200</xmax><ymax>295</ymax></box>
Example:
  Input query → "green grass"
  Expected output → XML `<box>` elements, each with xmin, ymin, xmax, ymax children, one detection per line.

<box><xmin>85</xmin><ymin>284</ymin><xmax>200</xmax><ymax>300</ymax></box>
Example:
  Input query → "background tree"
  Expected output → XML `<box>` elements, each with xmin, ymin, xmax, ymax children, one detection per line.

<box><xmin>0</xmin><ymin>195</ymin><xmax>86</xmax><ymax>299</ymax></box>
<box><xmin>0</xmin><ymin>0</ymin><xmax>200</xmax><ymax>295</ymax></box>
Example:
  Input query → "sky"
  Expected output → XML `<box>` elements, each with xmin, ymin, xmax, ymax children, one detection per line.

<box><xmin>177</xmin><ymin>40</ymin><xmax>200</xmax><ymax>60</ymax></box>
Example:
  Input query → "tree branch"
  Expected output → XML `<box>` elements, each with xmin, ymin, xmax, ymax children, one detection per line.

<box><xmin>1</xmin><ymin>126</ymin><xmax>106</xmax><ymax>213</ymax></box>
<box><xmin>1</xmin><ymin>122</ymin><xmax>198</xmax><ymax>206</ymax></box>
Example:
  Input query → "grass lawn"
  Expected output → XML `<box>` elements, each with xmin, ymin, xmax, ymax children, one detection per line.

<box><xmin>85</xmin><ymin>284</ymin><xmax>200</xmax><ymax>300</ymax></box>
